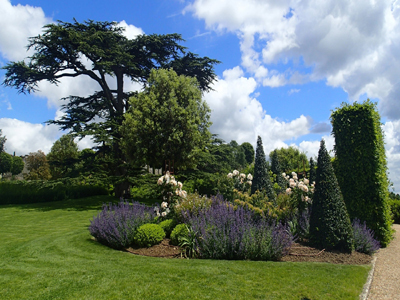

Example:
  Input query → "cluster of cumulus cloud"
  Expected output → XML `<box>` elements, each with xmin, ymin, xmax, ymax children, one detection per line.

<box><xmin>1</xmin><ymin>0</ymin><xmax>400</xmax><ymax>189</ymax></box>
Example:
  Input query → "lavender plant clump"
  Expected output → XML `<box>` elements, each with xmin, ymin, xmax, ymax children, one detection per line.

<box><xmin>183</xmin><ymin>195</ymin><xmax>293</xmax><ymax>261</ymax></box>
<box><xmin>352</xmin><ymin>218</ymin><xmax>380</xmax><ymax>255</ymax></box>
<box><xmin>89</xmin><ymin>201</ymin><xmax>156</xmax><ymax>249</ymax></box>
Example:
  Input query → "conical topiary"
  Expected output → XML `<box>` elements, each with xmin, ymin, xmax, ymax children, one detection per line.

<box><xmin>270</xmin><ymin>149</ymin><xmax>285</xmax><ymax>192</ymax></box>
<box><xmin>309</xmin><ymin>139</ymin><xmax>353</xmax><ymax>252</ymax></box>
<box><xmin>251</xmin><ymin>136</ymin><xmax>275</xmax><ymax>201</ymax></box>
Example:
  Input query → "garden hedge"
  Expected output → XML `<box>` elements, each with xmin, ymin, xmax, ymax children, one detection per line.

<box><xmin>331</xmin><ymin>100</ymin><xmax>392</xmax><ymax>246</ymax></box>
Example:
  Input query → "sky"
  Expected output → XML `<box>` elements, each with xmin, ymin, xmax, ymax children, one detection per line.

<box><xmin>1</xmin><ymin>0</ymin><xmax>400</xmax><ymax>191</ymax></box>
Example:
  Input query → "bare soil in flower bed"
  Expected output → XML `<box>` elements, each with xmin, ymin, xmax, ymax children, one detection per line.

<box><xmin>124</xmin><ymin>239</ymin><xmax>373</xmax><ymax>265</ymax></box>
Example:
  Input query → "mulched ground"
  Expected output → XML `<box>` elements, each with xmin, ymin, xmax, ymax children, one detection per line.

<box><xmin>125</xmin><ymin>239</ymin><xmax>373</xmax><ymax>265</ymax></box>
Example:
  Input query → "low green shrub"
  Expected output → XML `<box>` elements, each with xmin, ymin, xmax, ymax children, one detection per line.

<box><xmin>134</xmin><ymin>223</ymin><xmax>165</xmax><ymax>248</ymax></box>
<box><xmin>170</xmin><ymin>223</ymin><xmax>189</xmax><ymax>246</ymax></box>
<box><xmin>389</xmin><ymin>199</ymin><xmax>400</xmax><ymax>224</ymax></box>
<box><xmin>159</xmin><ymin>219</ymin><xmax>177</xmax><ymax>238</ymax></box>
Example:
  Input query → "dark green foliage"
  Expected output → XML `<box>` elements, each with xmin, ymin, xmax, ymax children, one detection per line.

<box><xmin>331</xmin><ymin>100</ymin><xmax>392</xmax><ymax>246</ymax></box>
<box><xmin>241</xmin><ymin>142</ymin><xmax>254</xmax><ymax>165</ymax></box>
<box><xmin>270</xmin><ymin>150</ymin><xmax>285</xmax><ymax>192</ymax></box>
<box><xmin>229</xmin><ymin>140</ymin><xmax>247</xmax><ymax>170</ymax></box>
<box><xmin>0</xmin><ymin>180</ymin><xmax>108</xmax><ymax>205</ymax></box>
<box><xmin>0</xmin><ymin>152</ymin><xmax>12</xmax><ymax>174</ymax></box>
<box><xmin>309</xmin><ymin>157</ymin><xmax>316</xmax><ymax>184</ymax></box>
<box><xmin>0</xmin><ymin>129</ymin><xmax>5</xmax><ymax>153</ymax></box>
<box><xmin>159</xmin><ymin>219</ymin><xmax>177</xmax><ymax>238</ymax></box>
<box><xmin>170</xmin><ymin>223</ymin><xmax>189</xmax><ymax>246</ymax></box>
<box><xmin>251</xmin><ymin>136</ymin><xmax>274</xmax><ymax>201</ymax></box>
<box><xmin>388</xmin><ymin>195</ymin><xmax>400</xmax><ymax>224</ymax></box>
<box><xmin>134</xmin><ymin>224</ymin><xmax>166</xmax><ymax>248</ymax></box>
<box><xmin>309</xmin><ymin>139</ymin><xmax>353</xmax><ymax>252</ymax></box>
<box><xmin>11</xmin><ymin>156</ymin><xmax>24</xmax><ymax>175</ymax></box>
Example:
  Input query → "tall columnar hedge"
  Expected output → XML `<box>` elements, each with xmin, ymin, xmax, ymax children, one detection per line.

<box><xmin>309</xmin><ymin>139</ymin><xmax>353</xmax><ymax>253</ymax></box>
<box><xmin>331</xmin><ymin>100</ymin><xmax>392</xmax><ymax>246</ymax></box>
<box><xmin>309</xmin><ymin>157</ymin><xmax>316</xmax><ymax>184</ymax></box>
<box><xmin>251</xmin><ymin>136</ymin><xmax>274</xmax><ymax>201</ymax></box>
<box><xmin>270</xmin><ymin>150</ymin><xmax>285</xmax><ymax>192</ymax></box>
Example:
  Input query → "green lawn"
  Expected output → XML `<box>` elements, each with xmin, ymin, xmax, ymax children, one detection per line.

<box><xmin>0</xmin><ymin>196</ymin><xmax>370</xmax><ymax>299</ymax></box>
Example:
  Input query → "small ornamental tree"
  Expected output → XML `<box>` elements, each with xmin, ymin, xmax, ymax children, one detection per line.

<box><xmin>0</xmin><ymin>152</ymin><xmax>12</xmax><ymax>175</ymax></box>
<box><xmin>25</xmin><ymin>150</ymin><xmax>51</xmax><ymax>180</ymax></box>
<box><xmin>309</xmin><ymin>157</ymin><xmax>316</xmax><ymax>184</ymax></box>
<box><xmin>331</xmin><ymin>100</ymin><xmax>392</xmax><ymax>246</ymax></box>
<box><xmin>309</xmin><ymin>139</ymin><xmax>353</xmax><ymax>253</ymax></box>
<box><xmin>251</xmin><ymin>136</ymin><xmax>274</xmax><ymax>201</ymax></box>
<box><xmin>11</xmin><ymin>156</ymin><xmax>24</xmax><ymax>175</ymax></box>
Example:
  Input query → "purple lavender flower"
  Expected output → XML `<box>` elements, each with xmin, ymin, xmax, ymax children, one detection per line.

<box><xmin>89</xmin><ymin>200</ymin><xmax>156</xmax><ymax>249</ymax></box>
<box><xmin>352</xmin><ymin>218</ymin><xmax>380</xmax><ymax>255</ymax></box>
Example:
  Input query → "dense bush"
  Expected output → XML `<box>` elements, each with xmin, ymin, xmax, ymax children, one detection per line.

<box><xmin>389</xmin><ymin>199</ymin><xmax>400</xmax><ymax>224</ymax></box>
<box><xmin>170</xmin><ymin>223</ymin><xmax>189</xmax><ymax>246</ymax></box>
<box><xmin>0</xmin><ymin>180</ymin><xmax>108</xmax><ymax>205</ymax></box>
<box><xmin>331</xmin><ymin>100</ymin><xmax>392</xmax><ymax>246</ymax></box>
<box><xmin>352</xmin><ymin>219</ymin><xmax>380</xmax><ymax>255</ymax></box>
<box><xmin>309</xmin><ymin>140</ymin><xmax>354</xmax><ymax>253</ymax></box>
<box><xmin>183</xmin><ymin>195</ymin><xmax>293</xmax><ymax>261</ymax></box>
<box><xmin>159</xmin><ymin>219</ymin><xmax>177</xmax><ymax>238</ymax></box>
<box><xmin>89</xmin><ymin>201</ymin><xmax>156</xmax><ymax>249</ymax></box>
<box><xmin>134</xmin><ymin>223</ymin><xmax>165</xmax><ymax>248</ymax></box>
<box><xmin>175</xmin><ymin>192</ymin><xmax>213</xmax><ymax>222</ymax></box>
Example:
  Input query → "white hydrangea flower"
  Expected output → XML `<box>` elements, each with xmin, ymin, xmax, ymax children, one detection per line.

<box><xmin>247</xmin><ymin>180</ymin><xmax>252</xmax><ymax>186</ymax></box>
<box><xmin>177</xmin><ymin>181</ymin><xmax>183</xmax><ymax>189</ymax></box>
<box><xmin>157</xmin><ymin>176</ymin><xmax>164</xmax><ymax>185</ymax></box>
<box><xmin>302</xmin><ymin>185</ymin><xmax>309</xmax><ymax>192</ymax></box>
<box><xmin>227</xmin><ymin>173</ymin><xmax>233</xmax><ymax>178</ymax></box>
<box><xmin>161</xmin><ymin>212</ymin><xmax>167</xmax><ymax>217</ymax></box>
<box><xmin>291</xmin><ymin>172</ymin><xmax>297</xmax><ymax>176</ymax></box>
<box><xmin>304</xmin><ymin>178</ymin><xmax>309</xmax><ymax>185</ymax></box>
<box><xmin>282</xmin><ymin>172</ymin><xmax>286</xmax><ymax>177</ymax></box>
<box><xmin>247</xmin><ymin>174</ymin><xmax>253</xmax><ymax>180</ymax></box>
<box><xmin>293</xmin><ymin>175</ymin><xmax>298</xmax><ymax>181</ymax></box>
<box><xmin>170</xmin><ymin>180</ymin><xmax>177</xmax><ymax>186</ymax></box>
<box><xmin>161</xmin><ymin>201</ymin><xmax>168</xmax><ymax>209</ymax></box>
<box><xmin>240</xmin><ymin>173</ymin><xmax>246</xmax><ymax>179</ymax></box>
<box><xmin>233</xmin><ymin>170</ymin><xmax>239</xmax><ymax>176</ymax></box>
<box><xmin>286</xmin><ymin>188</ymin><xmax>292</xmax><ymax>195</ymax></box>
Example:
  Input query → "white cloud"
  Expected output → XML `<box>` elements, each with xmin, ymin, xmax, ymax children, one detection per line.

<box><xmin>0</xmin><ymin>0</ymin><xmax>52</xmax><ymax>61</ymax></box>
<box><xmin>187</xmin><ymin>0</ymin><xmax>400</xmax><ymax>120</ymax></box>
<box><xmin>118</xmin><ymin>20</ymin><xmax>144</xmax><ymax>39</ymax></box>
<box><xmin>204</xmin><ymin>66</ymin><xmax>312</xmax><ymax>154</ymax></box>
<box><xmin>0</xmin><ymin>118</ymin><xmax>60</xmax><ymax>155</ymax></box>
<box><xmin>383</xmin><ymin>121</ymin><xmax>400</xmax><ymax>192</ymax></box>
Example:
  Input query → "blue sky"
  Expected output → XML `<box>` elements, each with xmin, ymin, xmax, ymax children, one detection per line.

<box><xmin>1</xmin><ymin>0</ymin><xmax>400</xmax><ymax>191</ymax></box>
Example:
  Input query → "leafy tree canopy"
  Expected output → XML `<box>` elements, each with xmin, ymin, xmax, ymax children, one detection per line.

<box><xmin>11</xmin><ymin>156</ymin><xmax>25</xmax><ymax>175</ymax></box>
<box><xmin>241</xmin><ymin>142</ymin><xmax>254</xmax><ymax>165</ymax></box>
<box><xmin>47</xmin><ymin>134</ymin><xmax>80</xmax><ymax>179</ymax></box>
<box><xmin>120</xmin><ymin>68</ymin><xmax>212</xmax><ymax>171</ymax></box>
<box><xmin>0</xmin><ymin>152</ymin><xmax>12</xmax><ymax>175</ymax></box>
<box><xmin>25</xmin><ymin>150</ymin><xmax>51</xmax><ymax>180</ymax></box>
<box><xmin>269</xmin><ymin>146</ymin><xmax>308</xmax><ymax>173</ymax></box>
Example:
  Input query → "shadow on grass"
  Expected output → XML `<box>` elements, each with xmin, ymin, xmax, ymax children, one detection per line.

<box><xmin>1</xmin><ymin>195</ymin><xmax>161</xmax><ymax>212</ymax></box>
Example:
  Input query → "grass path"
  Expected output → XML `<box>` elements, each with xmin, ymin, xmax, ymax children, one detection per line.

<box><xmin>0</xmin><ymin>196</ymin><xmax>370</xmax><ymax>299</ymax></box>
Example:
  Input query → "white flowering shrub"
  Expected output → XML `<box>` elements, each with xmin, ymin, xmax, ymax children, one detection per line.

<box><xmin>157</xmin><ymin>171</ymin><xmax>187</xmax><ymax>210</ymax></box>
<box><xmin>282</xmin><ymin>172</ymin><xmax>314</xmax><ymax>211</ymax></box>
<box><xmin>227</xmin><ymin>170</ymin><xmax>253</xmax><ymax>193</ymax></box>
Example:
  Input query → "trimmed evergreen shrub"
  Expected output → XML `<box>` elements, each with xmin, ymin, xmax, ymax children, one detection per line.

<box><xmin>170</xmin><ymin>223</ymin><xmax>189</xmax><ymax>246</ymax></box>
<box><xmin>251</xmin><ymin>136</ymin><xmax>274</xmax><ymax>201</ymax></box>
<box><xmin>389</xmin><ymin>199</ymin><xmax>400</xmax><ymax>224</ymax></box>
<box><xmin>309</xmin><ymin>157</ymin><xmax>316</xmax><ymax>184</ymax></box>
<box><xmin>159</xmin><ymin>219</ymin><xmax>177</xmax><ymax>238</ymax></box>
<box><xmin>134</xmin><ymin>223</ymin><xmax>166</xmax><ymax>248</ymax></box>
<box><xmin>309</xmin><ymin>139</ymin><xmax>353</xmax><ymax>252</ymax></box>
<box><xmin>331</xmin><ymin>100</ymin><xmax>392</xmax><ymax>246</ymax></box>
<box><xmin>270</xmin><ymin>150</ymin><xmax>285</xmax><ymax>192</ymax></box>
